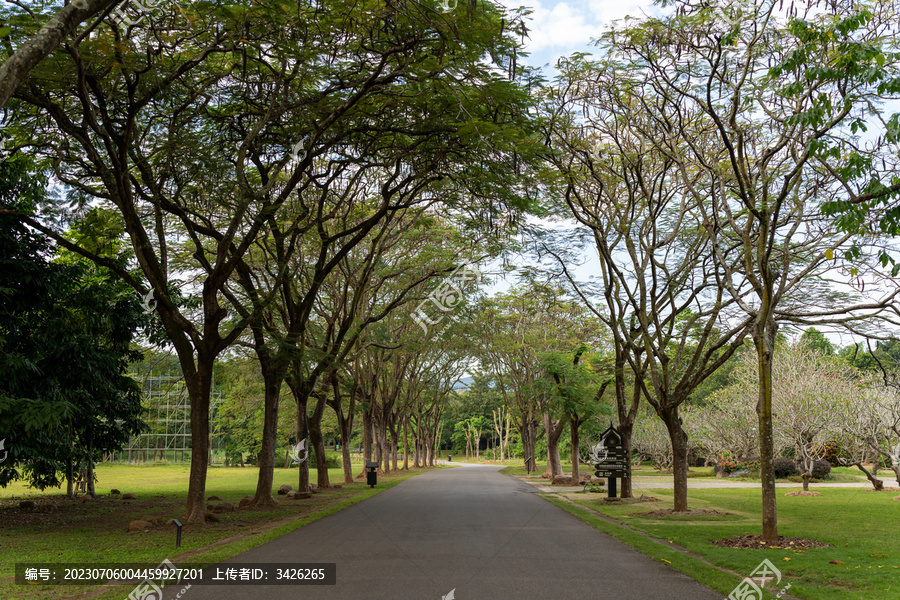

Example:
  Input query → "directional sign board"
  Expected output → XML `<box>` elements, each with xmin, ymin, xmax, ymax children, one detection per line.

<box><xmin>592</xmin><ymin>424</ymin><xmax>631</xmax><ymax>479</ymax></box>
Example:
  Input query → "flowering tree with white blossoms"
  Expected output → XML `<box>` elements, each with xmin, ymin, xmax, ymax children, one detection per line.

<box><xmin>709</xmin><ymin>344</ymin><xmax>857</xmax><ymax>490</ymax></box>
<box><xmin>835</xmin><ymin>382</ymin><xmax>900</xmax><ymax>489</ymax></box>
<box><xmin>691</xmin><ymin>385</ymin><xmax>759</xmax><ymax>466</ymax></box>
<box><xmin>770</xmin><ymin>346</ymin><xmax>852</xmax><ymax>491</ymax></box>
<box><xmin>832</xmin><ymin>386</ymin><xmax>885</xmax><ymax>490</ymax></box>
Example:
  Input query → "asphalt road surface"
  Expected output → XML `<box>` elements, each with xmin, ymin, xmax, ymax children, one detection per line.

<box><xmin>160</xmin><ymin>464</ymin><xmax>723</xmax><ymax>600</ymax></box>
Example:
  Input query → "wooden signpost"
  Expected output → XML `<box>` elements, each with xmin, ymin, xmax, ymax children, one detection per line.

<box><xmin>592</xmin><ymin>424</ymin><xmax>631</xmax><ymax>498</ymax></box>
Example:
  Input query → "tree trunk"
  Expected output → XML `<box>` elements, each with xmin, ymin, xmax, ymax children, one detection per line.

<box><xmin>309</xmin><ymin>392</ymin><xmax>329</xmax><ymax>488</ymax></box>
<box><xmin>329</xmin><ymin>377</ymin><xmax>355</xmax><ymax>484</ymax></box>
<box><xmin>373</xmin><ymin>418</ymin><xmax>382</xmax><ymax>467</ymax></box>
<box><xmin>412</xmin><ymin>417</ymin><xmax>421</xmax><ymax>468</ymax></box>
<box><xmin>251</xmin><ymin>357</ymin><xmax>284</xmax><ymax>507</ymax></box>
<box><xmin>363</xmin><ymin>408</ymin><xmax>373</xmax><ymax>466</ymax></box>
<box><xmin>338</xmin><ymin>409</ymin><xmax>353</xmax><ymax>484</ymax></box>
<box><xmin>389</xmin><ymin>418</ymin><xmax>399</xmax><ymax>471</ymax></box>
<box><xmin>659</xmin><ymin>407</ymin><xmax>689</xmax><ymax>511</ymax></box>
<box><xmin>613</xmin><ymin>348</ymin><xmax>641</xmax><ymax>499</ymax></box>
<box><xmin>890</xmin><ymin>463</ymin><xmax>900</xmax><ymax>489</ymax></box>
<box><xmin>377</xmin><ymin>416</ymin><xmax>389</xmax><ymax>474</ymax></box>
<box><xmin>85</xmin><ymin>427</ymin><xmax>95</xmax><ymax>497</ymax></box>
<box><xmin>543</xmin><ymin>413</ymin><xmax>564</xmax><ymax>477</ymax></box>
<box><xmin>517</xmin><ymin>417</ymin><xmax>538</xmax><ymax>472</ymax></box>
<box><xmin>182</xmin><ymin>362</ymin><xmax>212</xmax><ymax>524</ymax></box>
<box><xmin>66</xmin><ymin>455</ymin><xmax>74</xmax><ymax>499</ymax></box>
<box><xmin>403</xmin><ymin>416</ymin><xmax>410</xmax><ymax>470</ymax></box>
<box><xmin>570</xmin><ymin>418</ymin><xmax>580</xmax><ymax>483</ymax></box>
<box><xmin>851</xmin><ymin>461</ymin><xmax>884</xmax><ymax>490</ymax></box>
<box><xmin>754</xmin><ymin>316</ymin><xmax>779</xmax><ymax>541</ymax></box>
<box><xmin>619</xmin><ymin>421</ymin><xmax>635</xmax><ymax>499</ymax></box>
<box><xmin>295</xmin><ymin>395</ymin><xmax>310</xmax><ymax>493</ymax></box>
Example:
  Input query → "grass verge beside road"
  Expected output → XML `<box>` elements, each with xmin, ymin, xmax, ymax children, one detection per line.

<box><xmin>542</xmin><ymin>486</ymin><xmax>900</xmax><ymax>600</ymax></box>
<box><xmin>498</xmin><ymin>462</ymin><xmax>871</xmax><ymax>483</ymax></box>
<box><xmin>0</xmin><ymin>463</ymin><xmax>435</xmax><ymax>600</ymax></box>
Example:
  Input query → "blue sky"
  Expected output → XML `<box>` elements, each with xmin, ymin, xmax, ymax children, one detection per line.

<box><xmin>497</xmin><ymin>0</ymin><xmax>661</xmax><ymax>69</ymax></box>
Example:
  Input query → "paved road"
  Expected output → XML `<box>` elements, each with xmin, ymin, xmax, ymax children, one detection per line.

<box><xmin>162</xmin><ymin>464</ymin><xmax>722</xmax><ymax>600</ymax></box>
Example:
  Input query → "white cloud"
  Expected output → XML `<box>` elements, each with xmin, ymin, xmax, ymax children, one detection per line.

<box><xmin>497</xmin><ymin>0</ymin><xmax>657</xmax><ymax>67</ymax></box>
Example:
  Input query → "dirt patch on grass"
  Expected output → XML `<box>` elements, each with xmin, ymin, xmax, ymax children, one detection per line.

<box><xmin>863</xmin><ymin>486</ymin><xmax>900</xmax><ymax>492</ymax></box>
<box><xmin>0</xmin><ymin>484</ymin><xmax>365</xmax><ymax>536</ymax></box>
<box><xmin>634</xmin><ymin>508</ymin><xmax>729</xmax><ymax>518</ymax></box>
<box><xmin>785</xmin><ymin>490</ymin><xmax>823</xmax><ymax>497</ymax></box>
<box><xmin>711</xmin><ymin>534</ymin><xmax>831</xmax><ymax>549</ymax></box>
<box><xmin>598</xmin><ymin>494</ymin><xmax>661</xmax><ymax>504</ymax></box>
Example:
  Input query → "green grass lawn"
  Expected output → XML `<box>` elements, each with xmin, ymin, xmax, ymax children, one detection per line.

<box><xmin>0</xmin><ymin>462</ymin><xmax>433</xmax><ymax>600</ymax></box>
<box><xmin>498</xmin><ymin>461</ymin><xmax>872</xmax><ymax>484</ymax></box>
<box><xmin>545</xmin><ymin>486</ymin><xmax>900</xmax><ymax>600</ymax></box>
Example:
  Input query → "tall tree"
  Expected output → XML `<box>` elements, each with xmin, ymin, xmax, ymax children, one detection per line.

<box><xmin>0</xmin><ymin>156</ymin><xmax>145</xmax><ymax>494</ymax></box>
<box><xmin>597</xmin><ymin>0</ymin><xmax>900</xmax><ymax>537</ymax></box>
<box><xmin>4</xmin><ymin>0</ymin><xmax>541</xmax><ymax>520</ymax></box>
<box><xmin>543</xmin><ymin>57</ymin><xmax>753</xmax><ymax>508</ymax></box>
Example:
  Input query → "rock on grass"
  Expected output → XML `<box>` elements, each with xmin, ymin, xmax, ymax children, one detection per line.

<box><xmin>210</xmin><ymin>501</ymin><xmax>235</xmax><ymax>513</ymax></box>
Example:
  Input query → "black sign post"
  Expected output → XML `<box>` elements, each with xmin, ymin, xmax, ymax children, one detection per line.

<box><xmin>593</xmin><ymin>424</ymin><xmax>630</xmax><ymax>498</ymax></box>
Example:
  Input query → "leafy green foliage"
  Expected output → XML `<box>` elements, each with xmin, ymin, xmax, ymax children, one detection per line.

<box><xmin>0</xmin><ymin>158</ymin><xmax>146</xmax><ymax>490</ymax></box>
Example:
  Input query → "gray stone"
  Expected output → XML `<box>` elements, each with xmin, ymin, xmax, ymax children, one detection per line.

<box><xmin>204</xmin><ymin>511</ymin><xmax>220</xmax><ymax>523</ymax></box>
<box><xmin>121</xmin><ymin>493</ymin><xmax>137</xmax><ymax>500</ymax></box>
<box><xmin>210</xmin><ymin>501</ymin><xmax>235</xmax><ymax>513</ymax></box>
<box><xmin>277</xmin><ymin>484</ymin><xmax>292</xmax><ymax>495</ymax></box>
<box><xmin>207</xmin><ymin>494</ymin><xmax>222</xmax><ymax>501</ymax></box>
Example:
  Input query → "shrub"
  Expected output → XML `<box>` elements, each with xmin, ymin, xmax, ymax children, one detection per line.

<box><xmin>794</xmin><ymin>458</ymin><xmax>832</xmax><ymax>479</ymax></box>
<box><xmin>716</xmin><ymin>457</ymin><xmax>760</xmax><ymax>474</ymax></box>
<box><xmin>715</xmin><ymin>458</ymin><xmax>739</xmax><ymax>474</ymax></box>
<box><xmin>811</xmin><ymin>458</ymin><xmax>831</xmax><ymax>479</ymax></box>
<box><xmin>582</xmin><ymin>483</ymin><xmax>606</xmax><ymax>493</ymax></box>
<box><xmin>813</xmin><ymin>441</ymin><xmax>841</xmax><ymax>466</ymax></box>
<box><xmin>773</xmin><ymin>457</ymin><xmax>799</xmax><ymax>478</ymax></box>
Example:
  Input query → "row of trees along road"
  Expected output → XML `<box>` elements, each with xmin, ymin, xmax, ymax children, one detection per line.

<box><xmin>1</xmin><ymin>1</ymin><xmax>544</xmax><ymax>522</ymax></box>
<box><xmin>4</xmin><ymin>0</ymin><xmax>900</xmax><ymax>542</ymax></box>
<box><xmin>541</xmin><ymin>0</ymin><xmax>900</xmax><ymax>539</ymax></box>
